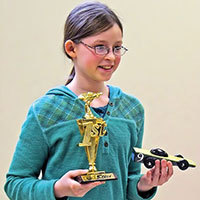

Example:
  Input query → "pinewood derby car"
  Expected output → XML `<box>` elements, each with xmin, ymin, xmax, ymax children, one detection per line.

<box><xmin>132</xmin><ymin>147</ymin><xmax>196</xmax><ymax>170</ymax></box>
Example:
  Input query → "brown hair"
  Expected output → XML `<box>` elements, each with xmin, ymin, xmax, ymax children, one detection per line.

<box><xmin>63</xmin><ymin>1</ymin><xmax>123</xmax><ymax>85</ymax></box>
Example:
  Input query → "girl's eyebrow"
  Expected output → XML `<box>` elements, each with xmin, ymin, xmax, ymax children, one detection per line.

<box><xmin>92</xmin><ymin>40</ymin><xmax>123</xmax><ymax>45</ymax></box>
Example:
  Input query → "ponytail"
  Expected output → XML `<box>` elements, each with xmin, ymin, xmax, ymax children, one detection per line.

<box><xmin>65</xmin><ymin>66</ymin><xmax>75</xmax><ymax>85</ymax></box>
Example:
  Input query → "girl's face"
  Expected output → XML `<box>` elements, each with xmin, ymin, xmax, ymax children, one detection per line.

<box><xmin>73</xmin><ymin>23</ymin><xmax>123</xmax><ymax>84</ymax></box>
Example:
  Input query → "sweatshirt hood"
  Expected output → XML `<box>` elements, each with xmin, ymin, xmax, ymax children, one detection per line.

<box><xmin>45</xmin><ymin>85</ymin><xmax>122</xmax><ymax>101</ymax></box>
<box><xmin>46</xmin><ymin>85</ymin><xmax>78</xmax><ymax>99</ymax></box>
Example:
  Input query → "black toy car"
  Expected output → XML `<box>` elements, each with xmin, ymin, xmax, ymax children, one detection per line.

<box><xmin>133</xmin><ymin>147</ymin><xmax>196</xmax><ymax>170</ymax></box>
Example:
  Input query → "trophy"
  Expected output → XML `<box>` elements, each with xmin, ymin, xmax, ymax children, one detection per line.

<box><xmin>75</xmin><ymin>92</ymin><xmax>117</xmax><ymax>183</ymax></box>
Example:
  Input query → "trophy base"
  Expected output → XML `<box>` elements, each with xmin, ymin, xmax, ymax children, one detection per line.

<box><xmin>75</xmin><ymin>171</ymin><xmax>117</xmax><ymax>183</ymax></box>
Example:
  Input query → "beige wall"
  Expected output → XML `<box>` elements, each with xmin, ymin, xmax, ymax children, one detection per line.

<box><xmin>1</xmin><ymin>0</ymin><xmax>199</xmax><ymax>199</ymax></box>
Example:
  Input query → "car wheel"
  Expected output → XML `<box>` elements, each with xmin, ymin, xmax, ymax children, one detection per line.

<box><xmin>144</xmin><ymin>157</ymin><xmax>155</xmax><ymax>169</ymax></box>
<box><xmin>177</xmin><ymin>159</ymin><xmax>189</xmax><ymax>170</ymax></box>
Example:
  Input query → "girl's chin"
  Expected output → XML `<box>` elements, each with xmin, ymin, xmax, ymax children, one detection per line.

<box><xmin>97</xmin><ymin>69</ymin><xmax>116</xmax><ymax>80</ymax></box>
<box><xmin>100</xmin><ymin>76</ymin><xmax>112</xmax><ymax>82</ymax></box>
<box><xmin>91</xmin><ymin>76</ymin><xmax>112</xmax><ymax>83</ymax></box>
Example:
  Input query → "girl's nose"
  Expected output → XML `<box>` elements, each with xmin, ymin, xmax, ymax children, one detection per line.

<box><xmin>104</xmin><ymin>50</ymin><xmax>116</xmax><ymax>61</ymax></box>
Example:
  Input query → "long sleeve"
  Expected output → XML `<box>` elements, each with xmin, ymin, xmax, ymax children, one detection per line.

<box><xmin>127</xmin><ymin>109</ymin><xmax>157</xmax><ymax>200</ymax></box>
<box><xmin>4</xmin><ymin>106</ymin><xmax>58</xmax><ymax>200</ymax></box>
<box><xmin>4</xmin><ymin>85</ymin><xmax>158</xmax><ymax>200</ymax></box>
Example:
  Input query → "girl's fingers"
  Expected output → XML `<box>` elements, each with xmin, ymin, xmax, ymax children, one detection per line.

<box><xmin>166</xmin><ymin>161</ymin><xmax>173</xmax><ymax>180</ymax></box>
<box><xmin>151</xmin><ymin>160</ymin><xmax>160</xmax><ymax>185</ymax></box>
<box><xmin>159</xmin><ymin>160</ymin><xmax>168</xmax><ymax>185</ymax></box>
<box><xmin>137</xmin><ymin>159</ymin><xmax>174</xmax><ymax>192</ymax></box>
<box><xmin>146</xmin><ymin>170</ymin><xmax>153</xmax><ymax>185</ymax></box>
<box><xmin>75</xmin><ymin>181</ymin><xmax>105</xmax><ymax>197</ymax></box>
<box><xmin>82</xmin><ymin>181</ymin><xmax>105</xmax><ymax>189</ymax></box>
<box><xmin>157</xmin><ymin>160</ymin><xmax>173</xmax><ymax>185</ymax></box>
<box><xmin>68</xmin><ymin>169</ymin><xmax>88</xmax><ymax>178</ymax></box>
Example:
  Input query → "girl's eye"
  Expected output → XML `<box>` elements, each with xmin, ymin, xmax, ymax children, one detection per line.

<box><xmin>114</xmin><ymin>46</ymin><xmax>122</xmax><ymax>53</ymax></box>
<box><xmin>94</xmin><ymin>45</ymin><xmax>108</xmax><ymax>54</ymax></box>
<box><xmin>114</xmin><ymin>46</ymin><xmax>122</xmax><ymax>51</ymax></box>
<box><xmin>95</xmin><ymin>45</ymin><xmax>106</xmax><ymax>51</ymax></box>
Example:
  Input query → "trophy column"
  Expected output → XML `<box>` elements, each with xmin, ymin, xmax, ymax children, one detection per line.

<box><xmin>75</xmin><ymin>92</ymin><xmax>117</xmax><ymax>183</ymax></box>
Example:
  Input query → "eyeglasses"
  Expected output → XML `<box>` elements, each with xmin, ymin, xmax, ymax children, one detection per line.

<box><xmin>78</xmin><ymin>41</ymin><xmax>128</xmax><ymax>56</ymax></box>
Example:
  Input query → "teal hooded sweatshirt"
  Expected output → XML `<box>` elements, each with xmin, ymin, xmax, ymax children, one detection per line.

<box><xmin>4</xmin><ymin>85</ymin><xmax>156</xmax><ymax>200</ymax></box>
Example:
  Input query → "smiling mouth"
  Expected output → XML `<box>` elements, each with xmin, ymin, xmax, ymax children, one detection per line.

<box><xmin>98</xmin><ymin>65</ymin><xmax>113</xmax><ymax>70</ymax></box>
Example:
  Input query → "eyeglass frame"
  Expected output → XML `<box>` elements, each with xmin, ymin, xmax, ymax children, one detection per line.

<box><xmin>75</xmin><ymin>40</ymin><xmax>128</xmax><ymax>56</ymax></box>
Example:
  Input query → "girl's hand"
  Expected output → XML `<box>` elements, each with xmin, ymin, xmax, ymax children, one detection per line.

<box><xmin>137</xmin><ymin>159</ymin><xmax>173</xmax><ymax>192</ymax></box>
<box><xmin>54</xmin><ymin>169</ymin><xmax>105</xmax><ymax>198</ymax></box>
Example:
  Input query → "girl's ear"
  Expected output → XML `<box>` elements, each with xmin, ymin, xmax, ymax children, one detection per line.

<box><xmin>64</xmin><ymin>40</ymin><xmax>77</xmax><ymax>58</ymax></box>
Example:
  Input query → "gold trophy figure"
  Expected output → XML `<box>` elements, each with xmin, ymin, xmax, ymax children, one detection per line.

<box><xmin>75</xmin><ymin>92</ymin><xmax>117</xmax><ymax>183</ymax></box>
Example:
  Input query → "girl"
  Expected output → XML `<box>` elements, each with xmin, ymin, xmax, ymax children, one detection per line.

<box><xmin>4</xmin><ymin>1</ymin><xmax>173</xmax><ymax>200</ymax></box>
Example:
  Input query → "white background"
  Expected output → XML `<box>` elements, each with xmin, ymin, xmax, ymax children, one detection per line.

<box><xmin>1</xmin><ymin>0</ymin><xmax>200</xmax><ymax>199</ymax></box>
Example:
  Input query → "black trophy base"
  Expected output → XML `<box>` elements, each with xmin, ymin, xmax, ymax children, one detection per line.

<box><xmin>75</xmin><ymin>171</ymin><xmax>117</xmax><ymax>184</ymax></box>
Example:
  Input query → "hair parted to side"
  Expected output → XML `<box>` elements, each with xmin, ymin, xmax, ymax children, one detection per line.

<box><xmin>63</xmin><ymin>1</ymin><xmax>123</xmax><ymax>85</ymax></box>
